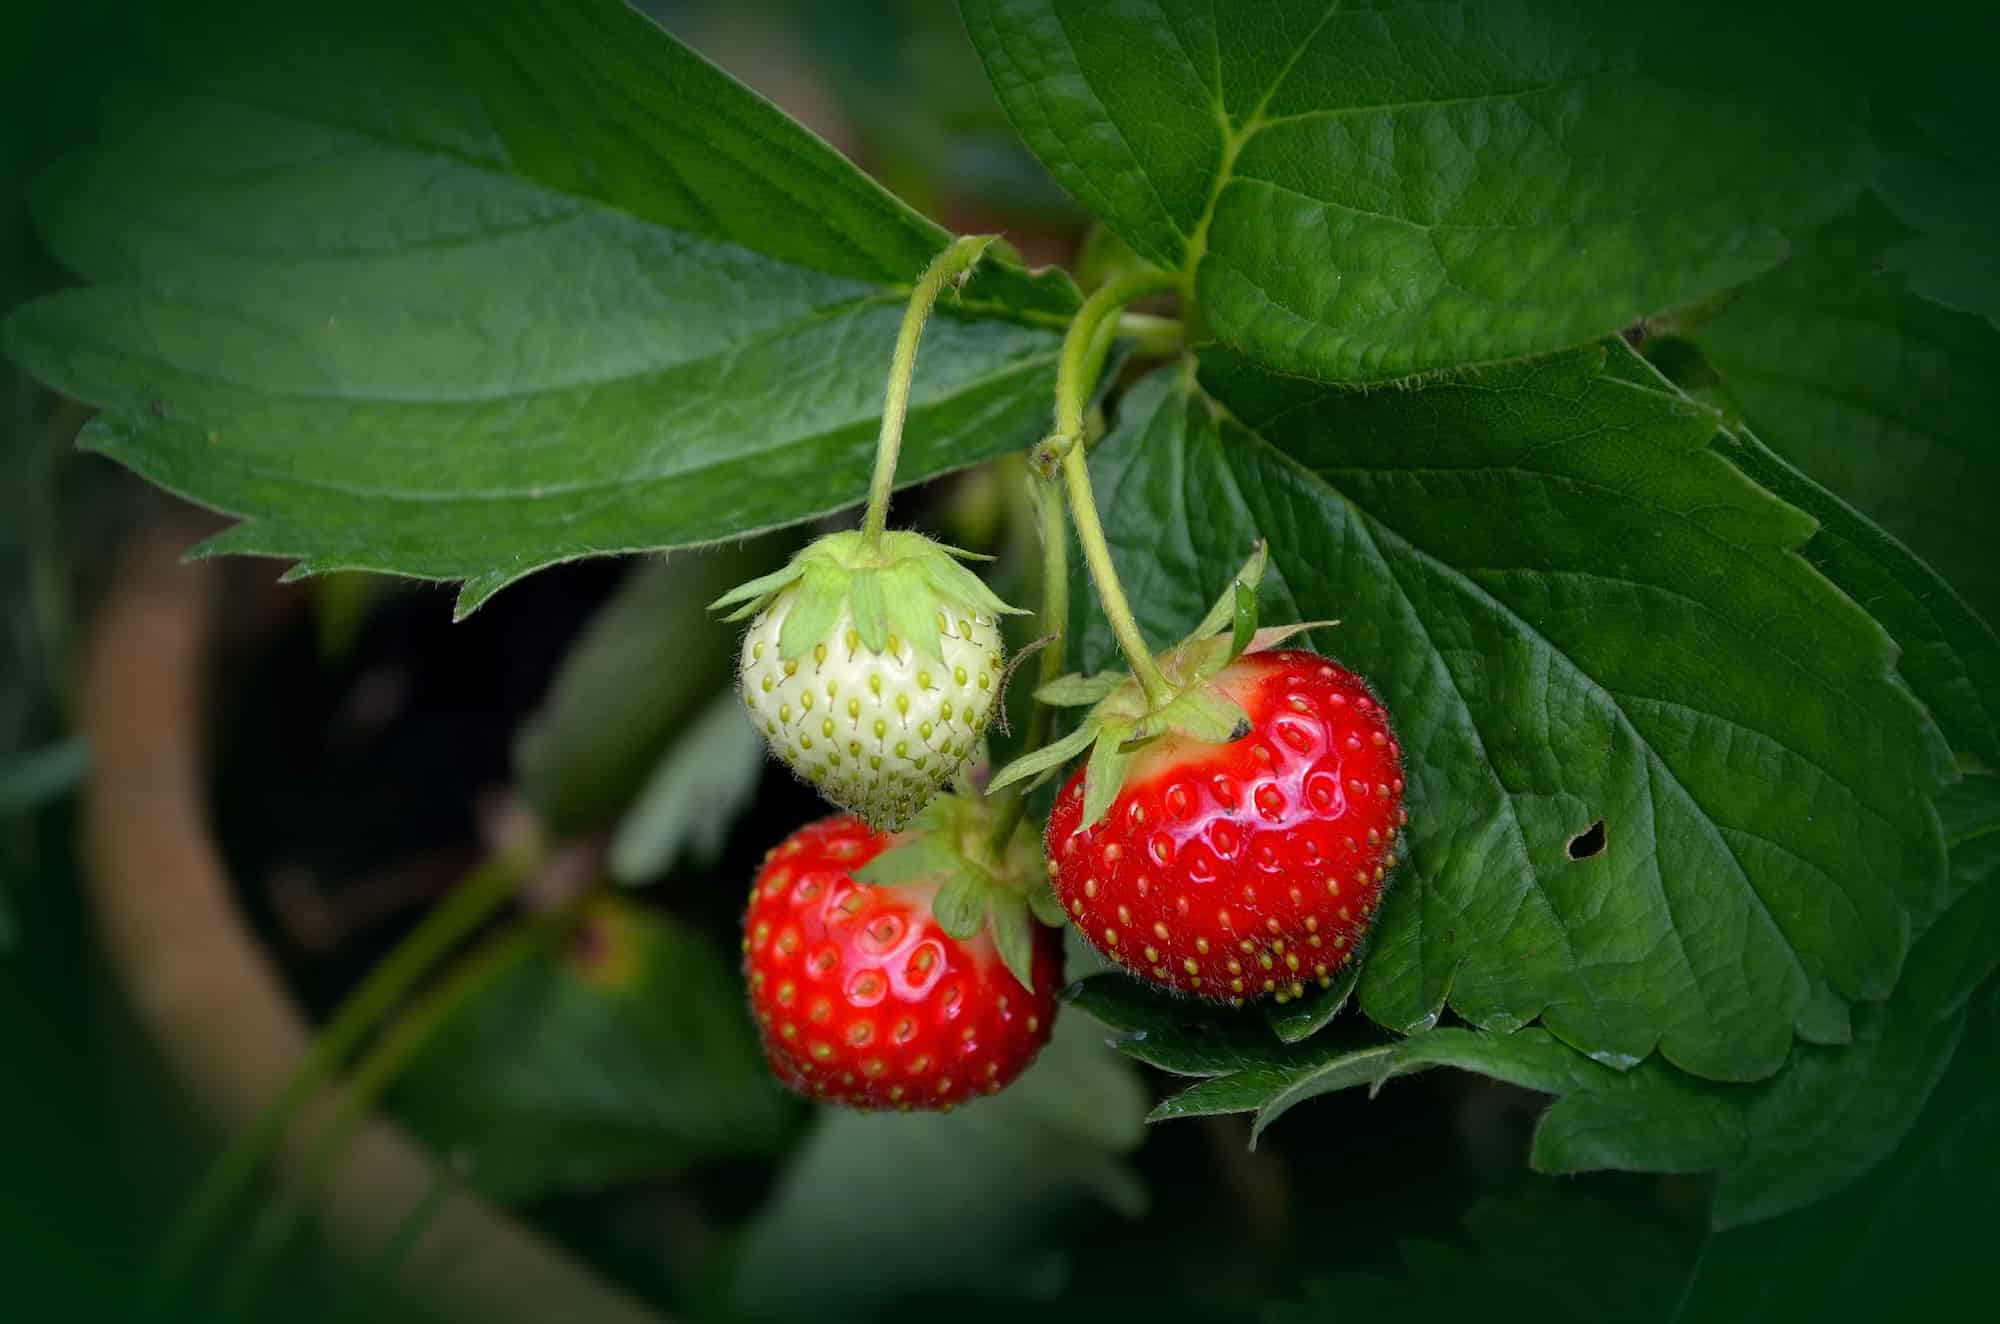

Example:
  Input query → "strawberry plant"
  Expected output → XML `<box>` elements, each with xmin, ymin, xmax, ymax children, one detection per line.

<box><xmin>1</xmin><ymin>0</ymin><xmax>1994</xmax><ymax>1321</ymax></box>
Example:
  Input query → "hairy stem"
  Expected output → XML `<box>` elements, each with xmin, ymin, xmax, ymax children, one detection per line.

<box><xmin>987</xmin><ymin>473</ymin><xmax>1071</xmax><ymax>852</ymax></box>
<box><xmin>861</xmin><ymin>233</ymin><xmax>999</xmax><ymax>548</ymax></box>
<box><xmin>140</xmin><ymin>842</ymin><xmax>544</xmax><ymax>1319</ymax></box>
<box><xmin>1053</xmin><ymin>269</ymin><xmax>1181</xmax><ymax>708</ymax></box>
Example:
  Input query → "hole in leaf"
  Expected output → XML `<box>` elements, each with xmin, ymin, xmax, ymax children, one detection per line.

<box><xmin>1566</xmin><ymin>819</ymin><xmax>1607</xmax><ymax>861</ymax></box>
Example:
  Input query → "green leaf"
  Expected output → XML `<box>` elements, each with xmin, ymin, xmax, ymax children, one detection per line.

<box><xmin>392</xmin><ymin>898</ymin><xmax>792</xmax><ymax>1204</ymax></box>
<box><xmin>0</xmin><ymin>737</ymin><xmax>88</xmax><ymax>815</ymax></box>
<box><xmin>1609</xmin><ymin>337</ymin><xmax>1999</xmax><ymax>770</ymax></box>
<box><xmin>1671</xmin><ymin>995</ymin><xmax>2000</xmax><ymax>1322</ymax></box>
<box><xmin>1262</xmin><ymin>957</ymin><xmax>1362</xmax><ymax>1045</ymax></box>
<box><xmin>1079</xmin><ymin>726</ymin><xmax>1132</xmax><ymax>831</ymax></box>
<box><xmin>1077</xmin><ymin>359</ymin><xmax>1945</xmax><ymax>1083</ymax></box>
<box><xmin>933</xmin><ymin>868</ymin><xmax>988</xmax><ymax>941</ymax></box>
<box><xmin>726</xmin><ymin>1010</ymin><xmax>1146</xmax><ymax>1318</ymax></box>
<box><xmin>1528</xmin><ymin>776</ymin><xmax>2000</xmax><ymax>1229</ymax></box>
<box><xmin>0</xmin><ymin>0</ymin><xmax>1073</xmax><ymax>615</ymax></box>
<box><xmin>1064</xmin><ymin>974</ymin><xmax>1298</xmax><ymax>1078</ymax></box>
<box><xmin>1678</xmin><ymin>194</ymin><xmax>2000</xmax><ymax>625</ymax></box>
<box><xmin>964</xmin><ymin>0</ymin><xmax>1862</xmax><ymax>382</ymax></box>
<box><xmin>606</xmin><ymin>691</ymin><xmax>766</xmax><ymax>886</ymax></box>
<box><xmin>1123</xmin><ymin>777</ymin><xmax>2000</xmax><ymax>1224</ymax></box>
<box><xmin>1268</xmin><ymin>1185</ymin><xmax>1692</xmax><ymax>1324</ymax></box>
<box><xmin>987</xmin><ymin>718</ymin><xmax>1097</xmax><ymax>794</ymax></box>
<box><xmin>1874</xmin><ymin>98</ymin><xmax>2000</xmax><ymax>329</ymax></box>
<box><xmin>515</xmin><ymin>550</ymin><xmax>767</xmax><ymax>836</ymax></box>
<box><xmin>1708</xmin><ymin>423</ymin><xmax>2000</xmax><ymax>770</ymax></box>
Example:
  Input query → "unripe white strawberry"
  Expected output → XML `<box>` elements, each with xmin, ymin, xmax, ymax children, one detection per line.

<box><xmin>712</xmin><ymin>531</ymin><xmax>1016</xmax><ymax>829</ymax></box>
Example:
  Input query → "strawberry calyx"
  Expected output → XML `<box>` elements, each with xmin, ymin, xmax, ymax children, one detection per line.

<box><xmin>709</xmin><ymin>529</ymin><xmax>1023</xmax><ymax>663</ymax></box>
<box><xmin>851</xmin><ymin>791</ymin><xmax>1059</xmax><ymax>992</ymax></box>
<box><xmin>988</xmin><ymin>540</ymin><xmax>1337</xmax><ymax>831</ymax></box>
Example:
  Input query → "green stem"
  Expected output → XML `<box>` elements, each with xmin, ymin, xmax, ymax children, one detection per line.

<box><xmin>861</xmin><ymin>233</ymin><xmax>1000</xmax><ymax>548</ymax></box>
<box><xmin>1115</xmin><ymin>311</ymin><xmax>1184</xmax><ymax>359</ymax></box>
<box><xmin>137</xmin><ymin>843</ymin><xmax>544</xmax><ymax>1320</ymax></box>
<box><xmin>1053</xmin><ymin>269</ymin><xmax>1181</xmax><ymax>709</ymax></box>
<box><xmin>987</xmin><ymin>473</ymin><xmax>1070</xmax><ymax>852</ymax></box>
<box><xmin>208</xmin><ymin>914</ymin><xmax>562</xmax><ymax>1323</ymax></box>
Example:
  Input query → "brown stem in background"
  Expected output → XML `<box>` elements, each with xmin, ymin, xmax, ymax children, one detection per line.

<box><xmin>79</xmin><ymin>523</ymin><xmax>668</xmax><ymax>1324</ymax></box>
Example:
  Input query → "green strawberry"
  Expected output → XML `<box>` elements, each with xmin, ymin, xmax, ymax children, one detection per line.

<box><xmin>713</xmin><ymin>530</ymin><xmax>1018</xmax><ymax>829</ymax></box>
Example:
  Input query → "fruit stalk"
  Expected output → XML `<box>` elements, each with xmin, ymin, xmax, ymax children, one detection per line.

<box><xmin>861</xmin><ymin>233</ymin><xmax>1000</xmax><ymax>548</ymax></box>
<box><xmin>1051</xmin><ymin>269</ymin><xmax>1181</xmax><ymax>709</ymax></box>
<box><xmin>987</xmin><ymin>472</ymin><xmax>1070</xmax><ymax>852</ymax></box>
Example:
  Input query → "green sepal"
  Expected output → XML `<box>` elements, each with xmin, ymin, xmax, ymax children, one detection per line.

<box><xmin>987</xmin><ymin>719</ymin><xmax>1098</xmax><ymax>795</ymax></box>
<box><xmin>1027</xmin><ymin>881</ymin><xmax>1067</xmax><ymax>928</ymax></box>
<box><xmin>708</xmin><ymin>561</ymin><xmax>806</xmax><ymax>620</ymax></box>
<box><xmin>848</xmin><ymin>569</ymin><xmax>890</xmax><ymax>654</ymax></box>
<box><xmin>880</xmin><ymin>562</ymin><xmax>946</xmax><ymax>662</ymax></box>
<box><xmin>1242</xmin><ymin>620</ymin><xmax>1337</xmax><ymax>656</ymax></box>
<box><xmin>776</xmin><ymin>564</ymin><xmax>848</xmax><ymax>660</ymax></box>
<box><xmin>920</xmin><ymin>550</ymin><xmax>1028</xmax><ymax>620</ymax></box>
<box><xmin>853</xmin><ymin>835</ymin><xmax>959</xmax><ymax>886</ymax></box>
<box><xmin>1079</xmin><ymin>724</ymin><xmax>1133</xmax><ymax>832</ymax></box>
<box><xmin>987</xmin><ymin>891</ymin><xmax>1037</xmax><ymax>992</ymax></box>
<box><xmin>932</xmin><ymin>866</ymin><xmax>988</xmax><ymax>941</ymax></box>
<box><xmin>1146</xmin><ymin>685</ymin><xmax>1251</xmax><ymax>745</ymax></box>
<box><xmin>1228</xmin><ymin>581</ymin><xmax>1257</xmax><ymax>662</ymax></box>
<box><xmin>1190</xmin><ymin>541</ymin><xmax>1268</xmax><ymax>641</ymax></box>
<box><xmin>1034</xmin><ymin>672</ymin><xmax>1123</xmax><ymax>706</ymax></box>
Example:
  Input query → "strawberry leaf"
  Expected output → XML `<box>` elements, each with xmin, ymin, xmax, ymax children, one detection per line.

<box><xmin>0</xmin><ymin>0</ymin><xmax>1071</xmax><ymax>616</ymax></box>
<box><xmin>964</xmin><ymin>0</ymin><xmax>1864</xmax><ymax>384</ymax></box>
<box><xmin>1262</xmin><ymin>957</ymin><xmax>1364</xmax><ymax>1045</ymax></box>
<box><xmin>1075</xmin><ymin>356</ymin><xmax>1947</xmax><ymax>1083</ymax></box>
<box><xmin>1677</xmin><ymin>195</ymin><xmax>2000</xmax><ymax>628</ymax></box>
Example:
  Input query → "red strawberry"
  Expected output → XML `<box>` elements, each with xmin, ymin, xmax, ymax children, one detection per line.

<box><xmin>1045</xmin><ymin>650</ymin><xmax>1405</xmax><ymax>1003</ymax></box>
<box><xmin>743</xmin><ymin>815</ymin><xmax>1061</xmax><ymax>1109</ymax></box>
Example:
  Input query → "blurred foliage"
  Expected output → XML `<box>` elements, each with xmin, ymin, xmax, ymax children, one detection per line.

<box><xmin>393</xmin><ymin>896</ymin><xmax>794</xmax><ymax>1204</ymax></box>
<box><xmin>515</xmin><ymin>545</ymin><xmax>782</xmax><ymax>838</ymax></box>
<box><xmin>721</xmin><ymin>1006</ymin><xmax>1148</xmax><ymax>1320</ymax></box>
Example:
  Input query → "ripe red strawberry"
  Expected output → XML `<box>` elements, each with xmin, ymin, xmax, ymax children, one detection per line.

<box><xmin>743</xmin><ymin>815</ymin><xmax>1061</xmax><ymax>1109</ymax></box>
<box><xmin>1045</xmin><ymin>650</ymin><xmax>1405</xmax><ymax>1003</ymax></box>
